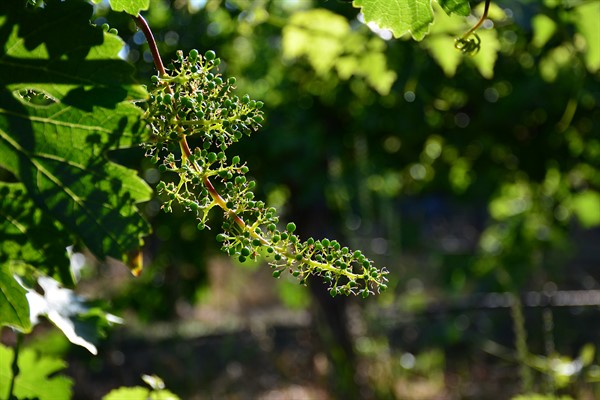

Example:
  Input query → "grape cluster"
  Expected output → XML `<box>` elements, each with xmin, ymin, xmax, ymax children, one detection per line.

<box><xmin>144</xmin><ymin>50</ymin><xmax>388</xmax><ymax>297</ymax></box>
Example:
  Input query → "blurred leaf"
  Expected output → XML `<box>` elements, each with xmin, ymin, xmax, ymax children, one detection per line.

<box><xmin>424</xmin><ymin>2</ymin><xmax>501</xmax><ymax>78</ymax></box>
<box><xmin>283</xmin><ymin>9</ymin><xmax>349</xmax><ymax>75</ymax></box>
<box><xmin>571</xmin><ymin>190</ymin><xmax>600</xmax><ymax>228</ymax></box>
<box><xmin>0</xmin><ymin>343</ymin><xmax>72</xmax><ymax>400</ymax></box>
<box><xmin>0</xmin><ymin>266</ymin><xmax>30</xmax><ymax>332</ymax></box>
<box><xmin>103</xmin><ymin>387</ymin><xmax>150</xmax><ymax>400</ymax></box>
<box><xmin>574</xmin><ymin>1</ymin><xmax>600</xmax><ymax>73</ymax></box>
<box><xmin>25</xmin><ymin>275</ymin><xmax>123</xmax><ymax>355</ymax></box>
<box><xmin>489</xmin><ymin>181</ymin><xmax>532</xmax><ymax>220</ymax></box>
<box><xmin>531</xmin><ymin>14</ymin><xmax>556</xmax><ymax>49</ymax></box>
<box><xmin>579</xmin><ymin>343</ymin><xmax>595</xmax><ymax>367</ymax></box>
<box><xmin>282</xmin><ymin>9</ymin><xmax>396</xmax><ymax>94</ymax></box>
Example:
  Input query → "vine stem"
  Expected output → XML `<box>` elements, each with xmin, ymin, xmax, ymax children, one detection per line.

<box><xmin>134</xmin><ymin>14</ymin><xmax>370</xmax><ymax>285</ymax></box>
<box><xmin>8</xmin><ymin>332</ymin><xmax>23</xmax><ymax>400</ymax></box>
<box><xmin>462</xmin><ymin>0</ymin><xmax>491</xmax><ymax>39</ymax></box>
<box><xmin>134</xmin><ymin>15</ymin><xmax>166</xmax><ymax>76</ymax></box>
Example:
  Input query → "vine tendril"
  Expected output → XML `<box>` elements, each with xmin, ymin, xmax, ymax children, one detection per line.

<box><xmin>455</xmin><ymin>0</ymin><xmax>491</xmax><ymax>56</ymax></box>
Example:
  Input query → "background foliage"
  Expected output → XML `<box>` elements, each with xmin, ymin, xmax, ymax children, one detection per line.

<box><xmin>1</xmin><ymin>0</ymin><xmax>599</xmax><ymax>399</ymax></box>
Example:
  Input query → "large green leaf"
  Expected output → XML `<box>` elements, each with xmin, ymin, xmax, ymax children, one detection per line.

<box><xmin>0</xmin><ymin>182</ymin><xmax>72</xmax><ymax>283</ymax></box>
<box><xmin>352</xmin><ymin>0</ymin><xmax>470</xmax><ymax>41</ymax></box>
<box><xmin>0</xmin><ymin>0</ymin><xmax>151</xmax><ymax>263</ymax></box>
<box><xmin>0</xmin><ymin>343</ymin><xmax>72</xmax><ymax>400</ymax></box>
<box><xmin>0</xmin><ymin>265</ymin><xmax>30</xmax><ymax>332</ymax></box>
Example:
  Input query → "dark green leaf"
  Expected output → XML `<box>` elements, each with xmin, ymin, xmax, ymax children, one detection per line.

<box><xmin>0</xmin><ymin>0</ymin><xmax>152</xmax><ymax>263</ymax></box>
<box><xmin>0</xmin><ymin>182</ymin><xmax>72</xmax><ymax>284</ymax></box>
<box><xmin>0</xmin><ymin>265</ymin><xmax>30</xmax><ymax>332</ymax></box>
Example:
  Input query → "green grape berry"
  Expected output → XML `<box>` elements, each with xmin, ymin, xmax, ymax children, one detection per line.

<box><xmin>205</xmin><ymin>50</ymin><xmax>216</xmax><ymax>61</ymax></box>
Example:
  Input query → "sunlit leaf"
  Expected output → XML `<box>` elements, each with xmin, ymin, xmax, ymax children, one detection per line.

<box><xmin>571</xmin><ymin>190</ymin><xmax>600</xmax><ymax>228</ymax></box>
<box><xmin>0</xmin><ymin>343</ymin><xmax>72</xmax><ymax>400</ymax></box>
<box><xmin>0</xmin><ymin>266</ymin><xmax>30</xmax><ymax>332</ymax></box>
<box><xmin>109</xmin><ymin>0</ymin><xmax>150</xmax><ymax>16</ymax></box>
<box><xmin>353</xmin><ymin>0</ymin><xmax>433</xmax><ymax>41</ymax></box>
<box><xmin>283</xmin><ymin>9</ymin><xmax>396</xmax><ymax>94</ymax></box>
<box><xmin>531</xmin><ymin>14</ymin><xmax>557</xmax><ymax>49</ymax></box>
<box><xmin>574</xmin><ymin>1</ymin><xmax>600</xmax><ymax>73</ymax></box>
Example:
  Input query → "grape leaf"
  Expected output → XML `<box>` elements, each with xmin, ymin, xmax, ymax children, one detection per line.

<box><xmin>0</xmin><ymin>182</ymin><xmax>72</xmax><ymax>284</ymax></box>
<box><xmin>103</xmin><ymin>387</ymin><xmax>180</xmax><ymax>400</ymax></box>
<box><xmin>352</xmin><ymin>0</ymin><xmax>470</xmax><ymax>41</ymax></box>
<box><xmin>109</xmin><ymin>0</ymin><xmax>150</xmax><ymax>16</ymax></box>
<box><xmin>353</xmin><ymin>0</ymin><xmax>434</xmax><ymax>41</ymax></box>
<box><xmin>0</xmin><ymin>266</ymin><xmax>30</xmax><ymax>332</ymax></box>
<box><xmin>0</xmin><ymin>0</ymin><xmax>151</xmax><ymax>265</ymax></box>
<box><xmin>0</xmin><ymin>343</ymin><xmax>73</xmax><ymax>400</ymax></box>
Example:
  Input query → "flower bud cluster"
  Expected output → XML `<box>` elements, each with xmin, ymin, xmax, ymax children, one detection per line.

<box><xmin>144</xmin><ymin>50</ymin><xmax>388</xmax><ymax>296</ymax></box>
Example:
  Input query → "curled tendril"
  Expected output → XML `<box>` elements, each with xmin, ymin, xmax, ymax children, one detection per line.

<box><xmin>454</xmin><ymin>0</ymin><xmax>491</xmax><ymax>56</ymax></box>
<box><xmin>455</xmin><ymin>33</ymin><xmax>481</xmax><ymax>55</ymax></box>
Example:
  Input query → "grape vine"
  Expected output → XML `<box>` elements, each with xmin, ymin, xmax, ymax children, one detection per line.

<box><xmin>139</xmin><ymin>18</ymin><xmax>388</xmax><ymax>297</ymax></box>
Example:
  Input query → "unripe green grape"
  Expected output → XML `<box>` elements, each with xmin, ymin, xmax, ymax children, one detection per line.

<box><xmin>205</xmin><ymin>50</ymin><xmax>216</xmax><ymax>61</ymax></box>
<box><xmin>189</xmin><ymin>48</ymin><xmax>199</xmax><ymax>60</ymax></box>
<box><xmin>228</xmin><ymin>77</ymin><xmax>236</xmax><ymax>85</ymax></box>
<box><xmin>151</xmin><ymin>75</ymin><xmax>159</xmax><ymax>84</ymax></box>
<box><xmin>232</xmin><ymin>156</ymin><xmax>240</xmax><ymax>165</ymax></box>
<box><xmin>255</xmin><ymin>101</ymin><xmax>264</xmax><ymax>109</ymax></box>
<box><xmin>286</xmin><ymin>222</ymin><xmax>296</xmax><ymax>233</ymax></box>
<box><xmin>158</xmin><ymin>164</ymin><xmax>167</xmax><ymax>172</ymax></box>
<box><xmin>102</xmin><ymin>23</ymin><xmax>110</xmax><ymax>32</ymax></box>
<box><xmin>109</xmin><ymin>28</ymin><xmax>118</xmax><ymax>35</ymax></box>
<box><xmin>214</xmin><ymin>77</ymin><xmax>223</xmax><ymax>86</ymax></box>
<box><xmin>207</xmin><ymin>152</ymin><xmax>217</xmax><ymax>163</ymax></box>
<box><xmin>216</xmin><ymin>233</ymin><xmax>226</xmax><ymax>242</ymax></box>
<box><xmin>163</xmin><ymin>94</ymin><xmax>172</xmax><ymax>104</ymax></box>
<box><xmin>213</xmin><ymin>58</ymin><xmax>221</xmax><ymax>66</ymax></box>
<box><xmin>197</xmin><ymin>222</ymin><xmax>205</xmax><ymax>230</ymax></box>
<box><xmin>241</xmin><ymin>94</ymin><xmax>250</xmax><ymax>104</ymax></box>
<box><xmin>272</xmin><ymin>270</ymin><xmax>281</xmax><ymax>278</ymax></box>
